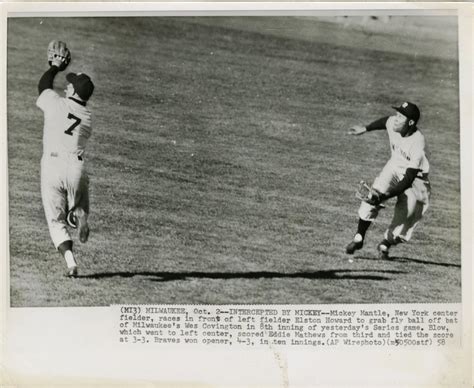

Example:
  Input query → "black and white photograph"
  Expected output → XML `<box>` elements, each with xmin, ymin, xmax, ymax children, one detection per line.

<box><xmin>7</xmin><ymin>13</ymin><xmax>462</xmax><ymax>306</ymax></box>
<box><xmin>1</xmin><ymin>2</ymin><xmax>472</xmax><ymax>387</ymax></box>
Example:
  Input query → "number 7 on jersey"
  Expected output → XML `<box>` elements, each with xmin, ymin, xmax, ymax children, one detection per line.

<box><xmin>65</xmin><ymin>113</ymin><xmax>81</xmax><ymax>136</ymax></box>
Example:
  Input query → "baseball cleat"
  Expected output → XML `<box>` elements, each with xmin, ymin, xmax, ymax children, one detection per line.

<box><xmin>75</xmin><ymin>208</ymin><xmax>89</xmax><ymax>243</ymax></box>
<box><xmin>346</xmin><ymin>234</ymin><xmax>364</xmax><ymax>254</ymax></box>
<box><xmin>377</xmin><ymin>243</ymin><xmax>390</xmax><ymax>260</ymax></box>
<box><xmin>66</xmin><ymin>210</ymin><xmax>78</xmax><ymax>229</ymax></box>
<box><xmin>66</xmin><ymin>265</ymin><xmax>78</xmax><ymax>278</ymax></box>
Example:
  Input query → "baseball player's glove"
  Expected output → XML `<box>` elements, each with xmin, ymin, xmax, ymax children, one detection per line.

<box><xmin>47</xmin><ymin>40</ymin><xmax>71</xmax><ymax>71</ymax></box>
<box><xmin>356</xmin><ymin>181</ymin><xmax>386</xmax><ymax>207</ymax></box>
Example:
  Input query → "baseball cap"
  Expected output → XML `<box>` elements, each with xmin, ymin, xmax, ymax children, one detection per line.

<box><xmin>392</xmin><ymin>101</ymin><xmax>420</xmax><ymax>123</ymax></box>
<box><xmin>66</xmin><ymin>72</ymin><xmax>94</xmax><ymax>101</ymax></box>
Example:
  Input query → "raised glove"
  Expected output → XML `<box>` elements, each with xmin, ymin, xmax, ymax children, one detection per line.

<box><xmin>47</xmin><ymin>40</ymin><xmax>71</xmax><ymax>71</ymax></box>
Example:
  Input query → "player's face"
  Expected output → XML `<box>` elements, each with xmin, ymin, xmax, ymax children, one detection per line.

<box><xmin>65</xmin><ymin>83</ymin><xmax>75</xmax><ymax>98</ymax></box>
<box><xmin>392</xmin><ymin>112</ymin><xmax>409</xmax><ymax>133</ymax></box>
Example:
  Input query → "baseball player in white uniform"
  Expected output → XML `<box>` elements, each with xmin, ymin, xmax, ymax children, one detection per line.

<box><xmin>36</xmin><ymin>41</ymin><xmax>95</xmax><ymax>277</ymax></box>
<box><xmin>345</xmin><ymin>102</ymin><xmax>431</xmax><ymax>259</ymax></box>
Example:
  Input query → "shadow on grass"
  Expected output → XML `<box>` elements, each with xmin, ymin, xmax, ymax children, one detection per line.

<box><xmin>78</xmin><ymin>269</ymin><xmax>406</xmax><ymax>282</ymax></box>
<box><xmin>356</xmin><ymin>256</ymin><xmax>461</xmax><ymax>268</ymax></box>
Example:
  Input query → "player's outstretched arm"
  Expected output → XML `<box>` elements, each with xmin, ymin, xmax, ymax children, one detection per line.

<box><xmin>38</xmin><ymin>40</ymin><xmax>71</xmax><ymax>95</ymax></box>
<box><xmin>381</xmin><ymin>168</ymin><xmax>420</xmax><ymax>200</ymax></box>
<box><xmin>348</xmin><ymin>116</ymin><xmax>390</xmax><ymax>135</ymax></box>
<box><xmin>366</xmin><ymin>168</ymin><xmax>419</xmax><ymax>206</ymax></box>
<box><xmin>38</xmin><ymin>67</ymin><xmax>59</xmax><ymax>95</ymax></box>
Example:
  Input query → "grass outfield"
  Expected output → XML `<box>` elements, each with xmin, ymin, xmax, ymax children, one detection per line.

<box><xmin>7</xmin><ymin>17</ymin><xmax>460</xmax><ymax>306</ymax></box>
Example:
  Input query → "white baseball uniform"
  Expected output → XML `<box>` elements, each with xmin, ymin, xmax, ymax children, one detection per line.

<box><xmin>37</xmin><ymin>89</ymin><xmax>92</xmax><ymax>248</ymax></box>
<box><xmin>358</xmin><ymin>115</ymin><xmax>431</xmax><ymax>243</ymax></box>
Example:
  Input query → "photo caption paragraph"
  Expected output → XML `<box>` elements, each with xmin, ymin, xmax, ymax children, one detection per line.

<box><xmin>114</xmin><ymin>305</ymin><xmax>461</xmax><ymax>348</ymax></box>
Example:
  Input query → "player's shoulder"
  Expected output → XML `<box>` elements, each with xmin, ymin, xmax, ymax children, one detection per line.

<box><xmin>409</xmin><ymin>128</ymin><xmax>426</xmax><ymax>149</ymax></box>
<box><xmin>36</xmin><ymin>88</ymin><xmax>63</xmax><ymax>109</ymax></box>
<box><xmin>413</xmin><ymin>128</ymin><xmax>425</xmax><ymax>142</ymax></box>
<box><xmin>67</xmin><ymin>98</ymin><xmax>92</xmax><ymax>116</ymax></box>
<box><xmin>386</xmin><ymin>115</ymin><xmax>396</xmax><ymax>132</ymax></box>
<box><xmin>39</xmin><ymin>88</ymin><xmax>60</xmax><ymax>99</ymax></box>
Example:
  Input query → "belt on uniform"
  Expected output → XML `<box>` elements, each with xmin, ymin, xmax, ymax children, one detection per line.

<box><xmin>50</xmin><ymin>152</ymin><xmax>83</xmax><ymax>161</ymax></box>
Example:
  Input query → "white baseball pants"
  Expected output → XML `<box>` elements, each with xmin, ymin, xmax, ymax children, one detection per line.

<box><xmin>41</xmin><ymin>153</ymin><xmax>89</xmax><ymax>248</ymax></box>
<box><xmin>358</xmin><ymin>162</ymin><xmax>430</xmax><ymax>244</ymax></box>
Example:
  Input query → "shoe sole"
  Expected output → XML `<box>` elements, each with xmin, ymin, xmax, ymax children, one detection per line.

<box><xmin>76</xmin><ymin>209</ymin><xmax>89</xmax><ymax>243</ymax></box>
<box><xmin>377</xmin><ymin>245</ymin><xmax>390</xmax><ymax>260</ymax></box>
<box><xmin>346</xmin><ymin>243</ymin><xmax>363</xmax><ymax>255</ymax></box>
<box><xmin>66</xmin><ymin>266</ymin><xmax>78</xmax><ymax>278</ymax></box>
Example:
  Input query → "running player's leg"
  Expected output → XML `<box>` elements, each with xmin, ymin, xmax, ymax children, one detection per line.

<box><xmin>41</xmin><ymin>159</ymin><xmax>70</xmax><ymax>247</ymax></box>
<box><xmin>41</xmin><ymin>182</ymin><xmax>71</xmax><ymax>247</ymax></box>
<box><xmin>67</xmin><ymin>164</ymin><xmax>90</xmax><ymax>243</ymax></box>
<box><xmin>75</xmin><ymin>174</ymin><xmax>90</xmax><ymax>243</ymax></box>
<box><xmin>346</xmin><ymin>163</ymin><xmax>398</xmax><ymax>254</ymax></box>
<box><xmin>41</xmin><ymin>166</ymin><xmax>77</xmax><ymax>276</ymax></box>
<box><xmin>377</xmin><ymin>192</ymin><xmax>410</xmax><ymax>258</ymax></box>
<box><xmin>379</xmin><ymin>184</ymin><xmax>429</xmax><ymax>258</ymax></box>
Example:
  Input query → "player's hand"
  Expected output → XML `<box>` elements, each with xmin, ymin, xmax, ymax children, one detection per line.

<box><xmin>356</xmin><ymin>181</ymin><xmax>386</xmax><ymax>208</ymax></box>
<box><xmin>366</xmin><ymin>189</ymin><xmax>383</xmax><ymax>206</ymax></box>
<box><xmin>47</xmin><ymin>40</ymin><xmax>71</xmax><ymax>71</ymax></box>
<box><xmin>348</xmin><ymin>125</ymin><xmax>367</xmax><ymax>135</ymax></box>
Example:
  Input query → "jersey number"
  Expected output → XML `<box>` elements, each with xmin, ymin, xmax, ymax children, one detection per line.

<box><xmin>65</xmin><ymin>113</ymin><xmax>81</xmax><ymax>136</ymax></box>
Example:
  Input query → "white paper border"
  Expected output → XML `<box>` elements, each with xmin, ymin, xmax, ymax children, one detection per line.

<box><xmin>1</xmin><ymin>2</ymin><xmax>472</xmax><ymax>387</ymax></box>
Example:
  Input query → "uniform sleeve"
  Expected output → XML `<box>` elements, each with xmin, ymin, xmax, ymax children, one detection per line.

<box><xmin>381</xmin><ymin>167</ymin><xmax>419</xmax><ymax>200</ymax></box>
<box><xmin>366</xmin><ymin>116</ymin><xmax>389</xmax><ymax>131</ymax></box>
<box><xmin>385</xmin><ymin>116</ymin><xmax>396</xmax><ymax>133</ymax></box>
<box><xmin>36</xmin><ymin>89</ymin><xmax>60</xmax><ymax>112</ymax></box>
<box><xmin>38</xmin><ymin>66</ymin><xmax>59</xmax><ymax>95</ymax></box>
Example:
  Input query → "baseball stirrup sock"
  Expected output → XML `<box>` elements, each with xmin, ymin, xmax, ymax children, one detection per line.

<box><xmin>357</xmin><ymin>218</ymin><xmax>372</xmax><ymax>239</ymax></box>
<box><xmin>64</xmin><ymin>250</ymin><xmax>77</xmax><ymax>268</ymax></box>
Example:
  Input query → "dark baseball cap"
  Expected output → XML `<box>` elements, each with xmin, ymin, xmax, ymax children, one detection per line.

<box><xmin>66</xmin><ymin>72</ymin><xmax>94</xmax><ymax>101</ymax></box>
<box><xmin>392</xmin><ymin>101</ymin><xmax>420</xmax><ymax>123</ymax></box>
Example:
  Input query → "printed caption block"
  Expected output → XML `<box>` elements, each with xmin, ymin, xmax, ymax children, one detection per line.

<box><xmin>114</xmin><ymin>305</ymin><xmax>461</xmax><ymax>348</ymax></box>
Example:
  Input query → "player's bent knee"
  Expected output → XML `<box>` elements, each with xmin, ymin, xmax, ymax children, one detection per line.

<box><xmin>358</xmin><ymin>201</ymin><xmax>379</xmax><ymax>221</ymax></box>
